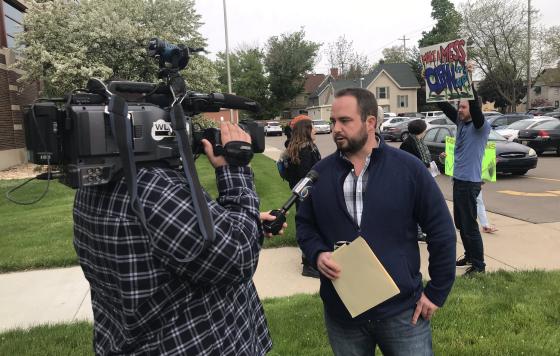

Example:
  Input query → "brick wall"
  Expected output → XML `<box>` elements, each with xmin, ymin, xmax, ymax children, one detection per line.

<box><xmin>0</xmin><ymin>51</ymin><xmax>40</xmax><ymax>152</ymax></box>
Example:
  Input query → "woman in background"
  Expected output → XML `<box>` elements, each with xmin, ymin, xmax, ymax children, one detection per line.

<box><xmin>400</xmin><ymin>119</ymin><xmax>431</xmax><ymax>242</ymax></box>
<box><xmin>283</xmin><ymin>117</ymin><xmax>321</xmax><ymax>277</ymax></box>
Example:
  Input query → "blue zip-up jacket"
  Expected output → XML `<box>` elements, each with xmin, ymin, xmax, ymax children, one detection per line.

<box><xmin>296</xmin><ymin>138</ymin><xmax>456</xmax><ymax>323</ymax></box>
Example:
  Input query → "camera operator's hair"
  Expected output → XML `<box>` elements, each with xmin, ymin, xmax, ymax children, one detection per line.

<box><xmin>335</xmin><ymin>88</ymin><xmax>378</xmax><ymax>122</ymax></box>
<box><xmin>286</xmin><ymin>119</ymin><xmax>313</xmax><ymax>165</ymax></box>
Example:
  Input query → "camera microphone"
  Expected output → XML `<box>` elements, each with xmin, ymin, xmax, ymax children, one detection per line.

<box><xmin>262</xmin><ymin>170</ymin><xmax>319</xmax><ymax>235</ymax></box>
<box><xmin>186</xmin><ymin>92</ymin><xmax>261</xmax><ymax>113</ymax></box>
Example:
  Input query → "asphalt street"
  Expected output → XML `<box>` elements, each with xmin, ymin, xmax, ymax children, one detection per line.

<box><xmin>265</xmin><ymin>133</ymin><xmax>560</xmax><ymax>224</ymax></box>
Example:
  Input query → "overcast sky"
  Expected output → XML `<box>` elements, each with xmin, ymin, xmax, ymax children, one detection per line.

<box><xmin>194</xmin><ymin>0</ymin><xmax>558</xmax><ymax>73</ymax></box>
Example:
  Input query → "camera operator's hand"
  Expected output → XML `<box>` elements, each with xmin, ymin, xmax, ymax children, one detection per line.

<box><xmin>260</xmin><ymin>211</ymin><xmax>288</xmax><ymax>238</ymax></box>
<box><xmin>202</xmin><ymin>123</ymin><xmax>251</xmax><ymax>168</ymax></box>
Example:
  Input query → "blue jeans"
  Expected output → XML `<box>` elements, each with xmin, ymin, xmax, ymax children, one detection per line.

<box><xmin>453</xmin><ymin>179</ymin><xmax>485</xmax><ymax>270</ymax></box>
<box><xmin>324</xmin><ymin>308</ymin><xmax>433</xmax><ymax>356</ymax></box>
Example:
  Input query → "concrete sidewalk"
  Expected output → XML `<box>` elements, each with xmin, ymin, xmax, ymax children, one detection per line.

<box><xmin>1</xmin><ymin>147</ymin><xmax>559</xmax><ymax>332</ymax></box>
<box><xmin>1</xmin><ymin>208</ymin><xmax>560</xmax><ymax>332</ymax></box>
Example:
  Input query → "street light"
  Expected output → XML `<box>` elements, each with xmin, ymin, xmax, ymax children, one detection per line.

<box><xmin>360</xmin><ymin>77</ymin><xmax>364</xmax><ymax>89</ymax></box>
<box><xmin>222</xmin><ymin>0</ymin><xmax>235</xmax><ymax>123</ymax></box>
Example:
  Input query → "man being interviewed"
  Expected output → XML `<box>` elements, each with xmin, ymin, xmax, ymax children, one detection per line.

<box><xmin>296</xmin><ymin>88</ymin><xmax>456</xmax><ymax>355</ymax></box>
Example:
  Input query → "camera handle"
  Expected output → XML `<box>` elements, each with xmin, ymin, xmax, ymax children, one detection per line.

<box><xmin>108</xmin><ymin>94</ymin><xmax>149</xmax><ymax>231</ymax></box>
<box><xmin>169</xmin><ymin>100</ymin><xmax>216</xmax><ymax>249</ymax></box>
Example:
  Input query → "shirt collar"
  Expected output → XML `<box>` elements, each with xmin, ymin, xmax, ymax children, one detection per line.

<box><xmin>338</xmin><ymin>134</ymin><xmax>384</xmax><ymax>169</ymax></box>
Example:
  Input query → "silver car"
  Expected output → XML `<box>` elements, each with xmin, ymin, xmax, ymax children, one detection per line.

<box><xmin>312</xmin><ymin>120</ymin><xmax>331</xmax><ymax>134</ymax></box>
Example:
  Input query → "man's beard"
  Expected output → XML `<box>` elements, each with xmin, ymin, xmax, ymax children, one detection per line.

<box><xmin>334</xmin><ymin>126</ymin><xmax>368</xmax><ymax>154</ymax></box>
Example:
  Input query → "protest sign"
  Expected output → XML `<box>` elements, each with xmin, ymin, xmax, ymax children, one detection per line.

<box><xmin>445</xmin><ymin>137</ymin><xmax>497</xmax><ymax>182</ymax></box>
<box><xmin>420</xmin><ymin>39</ymin><xmax>474</xmax><ymax>103</ymax></box>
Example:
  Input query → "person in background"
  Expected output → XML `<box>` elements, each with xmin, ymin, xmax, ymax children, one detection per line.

<box><xmin>400</xmin><ymin>119</ymin><xmax>431</xmax><ymax>242</ymax></box>
<box><xmin>477</xmin><ymin>190</ymin><xmax>498</xmax><ymax>234</ymax></box>
<box><xmin>437</xmin><ymin>62</ymin><xmax>490</xmax><ymax>276</ymax></box>
<box><xmin>283</xmin><ymin>124</ymin><xmax>292</xmax><ymax>148</ymax></box>
<box><xmin>283</xmin><ymin>117</ymin><xmax>322</xmax><ymax>278</ymax></box>
<box><xmin>400</xmin><ymin>119</ymin><xmax>431</xmax><ymax>168</ymax></box>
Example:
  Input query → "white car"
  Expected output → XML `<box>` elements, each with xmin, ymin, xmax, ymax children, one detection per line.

<box><xmin>424</xmin><ymin>116</ymin><xmax>455</xmax><ymax>130</ymax></box>
<box><xmin>421</xmin><ymin>111</ymin><xmax>443</xmax><ymax>118</ymax></box>
<box><xmin>384</xmin><ymin>112</ymin><xmax>397</xmax><ymax>118</ymax></box>
<box><xmin>496</xmin><ymin>117</ymin><xmax>558</xmax><ymax>142</ymax></box>
<box><xmin>312</xmin><ymin>120</ymin><xmax>331</xmax><ymax>134</ymax></box>
<box><xmin>379</xmin><ymin>117</ymin><xmax>413</xmax><ymax>131</ymax></box>
<box><xmin>264</xmin><ymin>121</ymin><xmax>282</xmax><ymax>136</ymax></box>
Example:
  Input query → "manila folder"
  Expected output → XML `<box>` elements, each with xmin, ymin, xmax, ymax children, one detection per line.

<box><xmin>331</xmin><ymin>237</ymin><xmax>400</xmax><ymax>318</ymax></box>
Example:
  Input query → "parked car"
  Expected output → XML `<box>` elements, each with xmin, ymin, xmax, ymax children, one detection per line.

<box><xmin>526</xmin><ymin>106</ymin><xmax>557</xmax><ymax>116</ymax></box>
<box><xmin>486</xmin><ymin>114</ymin><xmax>533</xmax><ymax>130</ymax></box>
<box><xmin>483</xmin><ymin>111</ymin><xmax>503</xmax><ymax>117</ymax></box>
<box><xmin>421</xmin><ymin>111</ymin><xmax>443</xmax><ymax>118</ymax></box>
<box><xmin>384</xmin><ymin>112</ymin><xmax>397</xmax><ymax>118</ymax></box>
<box><xmin>516</xmin><ymin>120</ymin><xmax>560</xmax><ymax>155</ymax></box>
<box><xmin>424</xmin><ymin>126</ymin><xmax>538</xmax><ymax>175</ymax></box>
<box><xmin>496</xmin><ymin>117</ymin><xmax>557</xmax><ymax>141</ymax></box>
<box><xmin>548</xmin><ymin>111</ymin><xmax>560</xmax><ymax>119</ymax></box>
<box><xmin>264</xmin><ymin>121</ymin><xmax>282</xmax><ymax>136</ymax></box>
<box><xmin>424</xmin><ymin>116</ymin><xmax>455</xmax><ymax>130</ymax></box>
<box><xmin>398</xmin><ymin>112</ymin><xmax>424</xmax><ymax>118</ymax></box>
<box><xmin>379</xmin><ymin>116</ymin><xmax>412</xmax><ymax>132</ymax></box>
<box><xmin>380</xmin><ymin>120</ymin><xmax>411</xmax><ymax>141</ymax></box>
<box><xmin>312</xmin><ymin>119</ymin><xmax>331</xmax><ymax>134</ymax></box>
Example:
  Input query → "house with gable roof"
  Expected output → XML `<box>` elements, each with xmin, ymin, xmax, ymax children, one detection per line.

<box><xmin>530</xmin><ymin>62</ymin><xmax>560</xmax><ymax>109</ymax></box>
<box><xmin>307</xmin><ymin>63</ymin><xmax>420</xmax><ymax>120</ymax></box>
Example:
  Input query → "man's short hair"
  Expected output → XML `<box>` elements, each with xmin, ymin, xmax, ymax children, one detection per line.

<box><xmin>408</xmin><ymin>119</ymin><xmax>427</xmax><ymax>135</ymax></box>
<box><xmin>334</xmin><ymin>88</ymin><xmax>378</xmax><ymax>122</ymax></box>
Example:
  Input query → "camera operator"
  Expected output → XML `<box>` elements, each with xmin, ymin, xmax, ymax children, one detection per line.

<box><xmin>73</xmin><ymin>122</ymin><xmax>272</xmax><ymax>355</ymax></box>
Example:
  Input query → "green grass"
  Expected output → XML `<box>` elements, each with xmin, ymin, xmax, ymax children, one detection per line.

<box><xmin>1</xmin><ymin>271</ymin><xmax>559</xmax><ymax>355</ymax></box>
<box><xmin>0</xmin><ymin>178</ymin><xmax>77</xmax><ymax>272</ymax></box>
<box><xmin>0</xmin><ymin>154</ymin><xmax>297</xmax><ymax>272</ymax></box>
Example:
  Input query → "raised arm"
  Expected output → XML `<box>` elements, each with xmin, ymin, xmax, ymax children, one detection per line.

<box><xmin>469</xmin><ymin>87</ymin><xmax>485</xmax><ymax>129</ymax></box>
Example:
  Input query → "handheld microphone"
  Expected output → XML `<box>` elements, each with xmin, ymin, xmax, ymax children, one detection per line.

<box><xmin>263</xmin><ymin>170</ymin><xmax>319</xmax><ymax>235</ymax></box>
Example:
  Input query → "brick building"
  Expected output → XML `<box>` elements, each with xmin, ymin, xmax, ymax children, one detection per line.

<box><xmin>1</xmin><ymin>0</ymin><xmax>40</xmax><ymax>170</ymax></box>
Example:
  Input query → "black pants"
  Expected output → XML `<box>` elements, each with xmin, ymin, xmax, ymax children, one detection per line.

<box><xmin>453</xmin><ymin>179</ymin><xmax>485</xmax><ymax>270</ymax></box>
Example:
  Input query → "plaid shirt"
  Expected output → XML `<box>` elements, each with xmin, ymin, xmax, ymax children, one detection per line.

<box><xmin>74</xmin><ymin>165</ymin><xmax>271</xmax><ymax>355</ymax></box>
<box><xmin>341</xmin><ymin>153</ymin><xmax>372</xmax><ymax>227</ymax></box>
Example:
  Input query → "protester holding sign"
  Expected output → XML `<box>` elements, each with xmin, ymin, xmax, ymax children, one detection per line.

<box><xmin>436</xmin><ymin>61</ymin><xmax>490</xmax><ymax>276</ymax></box>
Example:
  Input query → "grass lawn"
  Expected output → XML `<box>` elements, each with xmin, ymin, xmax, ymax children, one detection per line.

<box><xmin>0</xmin><ymin>154</ymin><xmax>297</xmax><ymax>272</ymax></box>
<box><xmin>1</xmin><ymin>271</ymin><xmax>559</xmax><ymax>355</ymax></box>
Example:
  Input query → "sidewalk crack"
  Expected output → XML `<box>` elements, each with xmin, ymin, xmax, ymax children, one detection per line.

<box><xmin>72</xmin><ymin>286</ymin><xmax>91</xmax><ymax>321</ymax></box>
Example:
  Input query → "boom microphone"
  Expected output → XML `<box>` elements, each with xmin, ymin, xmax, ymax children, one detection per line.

<box><xmin>262</xmin><ymin>170</ymin><xmax>319</xmax><ymax>235</ymax></box>
<box><xmin>186</xmin><ymin>93</ymin><xmax>261</xmax><ymax>113</ymax></box>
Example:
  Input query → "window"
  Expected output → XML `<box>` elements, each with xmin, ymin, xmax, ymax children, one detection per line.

<box><xmin>376</xmin><ymin>87</ymin><xmax>390</xmax><ymax>99</ymax></box>
<box><xmin>435</xmin><ymin>128</ymin><xmax>451</xmax><ymax>143</ymax></box>
<box><xmin>424</xmin><ymin>128</ymin><xmax>439</xmax><ymax>142</ymax></box>
<box><xmin>397</xmin><ymin>95</ymin><xmax>408</xmax><ymax>108</ymax></box>
<box><xmin>431</xmin><ymin>119</ymin><xmax>446</xmax><ymax>125</ymax></box>
<box><xmin>3</xmin><ymin>1</ymin><xmax>23</xmax><ymax>48</ymax></box>
<box><xmin>492</xmin><ymin>118</ymin><xmax>507</xmax><ymax>127</ymax></box>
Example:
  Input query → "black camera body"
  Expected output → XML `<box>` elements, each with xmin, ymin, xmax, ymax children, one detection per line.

<box><xmin>23</xmin><ymin>87</ymin><xmax>264</xmax><ymax>189</ymax></box>
<box><xmin>23</xmin><ymin>37</ymin><xmax>265</xmax><ymax>189</ymax></box>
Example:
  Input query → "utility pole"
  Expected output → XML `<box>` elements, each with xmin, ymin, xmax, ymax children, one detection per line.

<box><xmin>526</xmin><ymin>0</ymin><xmax>532</xmax><ymax>111</ymax></box>
<box><xmin>399</xmin><ymin>35</ymin><xmax>410</xmax><ymax>59</ymax></box>
<box><xmin>222</xmin><ymin>0</ymin><xmax>235</xmax><ymax>123</ymax></box>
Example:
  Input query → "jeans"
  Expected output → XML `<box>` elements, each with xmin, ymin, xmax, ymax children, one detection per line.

<box><xmin>476</xmin><ymin>191</ymin><xmax>489</xmax><ymax>227</ymax></box>
<box><xmin>453</xmin><ymin>179</ymin><xmax>485</xmax><ymax>270</ymax></box>
<box><xmin>324</xmin><ymin>308</ymin><xmax>433</xmax><ymax>356</ymax></box>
